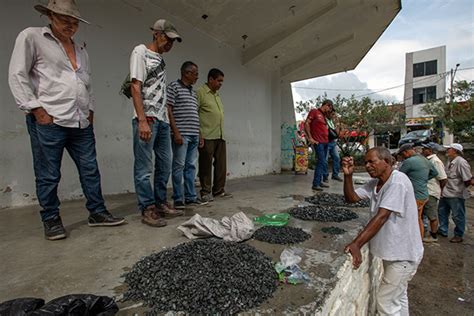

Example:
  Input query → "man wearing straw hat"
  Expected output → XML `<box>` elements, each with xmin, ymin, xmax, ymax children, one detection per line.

<box><xmin>8</xmin><ymin>0</ymin><xmax>125</xmax><ymax>241</ymax></box>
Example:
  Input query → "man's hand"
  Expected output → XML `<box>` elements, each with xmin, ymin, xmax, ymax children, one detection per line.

<box><xmin>173</xmin><ymin>132</ymin><xmax>183</xmax><ymax>145</ymax></box>
<box><xmin>32</xmin><ymin>107</ymin><xmax>53</xmax><ymax>125</ymax></box>
<box><xmin>199</xmin><ymin>137</ymin><xmax>205</xmax><ymax>148</ymax></box>
<box><xmin>138</xmin><ymin>120</ymin><xmax>152</xmax><ymax>142</ymax></box>
<box><xmin>87</xmin><ymin>110</ymin><xmax>94</xmax><ymax>125</ymax></box>
<box><xmin>342</xmin><ymin>156</ymin><xmax>355</xmax><ymax>176</ymax></box>
<box><xmin>344</xmin><ymin>242</ymin><xmax>362</xmax><ymax>269</ymax></box>
<box><xmin>308</xmin><ymin>137</ymin><xmax>317</xmax><ymax>145</ymax></box>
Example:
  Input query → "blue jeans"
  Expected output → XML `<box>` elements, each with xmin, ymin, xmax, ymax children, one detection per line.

<box><xmin>132</xmin><ymin>118</ymin><xmax>171</xmax><ymax>211</ymax></box>
<box><xmin>26</xmin><ymin>115</ymin><xmax>106</xmax><ymax>222</ymax></box>
<box><xmin>324</xmin><ymin>140</ymin><xmax>340</xmax><ymax>179</ymax></box>
<box><xmin>438</xmin><ymin>197</ymin><xmax>466</xmax><ymax>237</ymax></box>
<box><xmin>312</xmin><ymin>143</ymin><xmax>328</xmax><ymax>187</ymax></box>
<box><xmin>171</xmin><ymin>135</ymin><xmax>199</xmax><ymax>203</ymax></box>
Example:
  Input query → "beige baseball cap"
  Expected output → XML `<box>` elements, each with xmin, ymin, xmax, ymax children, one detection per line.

<box><xmin>34</xmin><ymin>0</ymin><xmax>90</xmax><ymax>24</ymax></box>
<box><xmin>150</xmin><ymin>19</ymin><xmax>182</xmax><ymax>42</ymax></box>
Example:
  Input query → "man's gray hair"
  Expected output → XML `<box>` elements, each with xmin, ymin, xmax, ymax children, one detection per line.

<box><xmin>180</xmin><ymin>61</ymin><xmax>197</xmax><ymax>75</ymax></box>
<box><xmin>367</xmin><ymin>147</ymin><xmax>392</xmax><ymax>164</ymax></box>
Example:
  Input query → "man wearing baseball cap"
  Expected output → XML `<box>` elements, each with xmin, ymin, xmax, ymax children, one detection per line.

<box><xmin>8</xmin><ymin>0</ymin><xmax>125</xmax><ymax>240</ymax></box>
<box><xmin>129</xmin><ymin>19</ymin><xmax>183</xmax><ymax>227</ymax></box>
<box><xmin>397</xmin><ymin>143</ymin><xmax>438</xmax><ymax>239</ymax></box>
<box><xmin>438</xmin><ymin>143</ymin><xmax>472</xmax><ymax>243</ymax></box>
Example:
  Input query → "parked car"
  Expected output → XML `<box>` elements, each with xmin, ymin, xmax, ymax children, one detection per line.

<box><xmin>398</xmin><ymin>129</ymin><xmax>433</xmax><ymax>147</ymax></box>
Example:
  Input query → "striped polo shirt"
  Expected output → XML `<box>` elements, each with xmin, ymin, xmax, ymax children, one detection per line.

<box><xmin>166</xmin><ymin>80</ymin><xmax>200</xmax><ymax>136</ymax></box>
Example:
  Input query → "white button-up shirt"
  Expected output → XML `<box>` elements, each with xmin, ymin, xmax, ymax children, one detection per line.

<box><xmin>8</xmin><ymin>26</ymin><xmax>94</xmax><ymax>128</ymax></box>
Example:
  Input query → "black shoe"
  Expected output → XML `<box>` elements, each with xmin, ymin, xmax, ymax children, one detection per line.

<box><xmin>174</xmin><ymin>201</ymin><xmax>185</xmax><ymax>209</ymax></box>
<box><xmin>320</xmin><ymin>183</ymin><xmax>330</xmax><ymax>188</ymax></box>
<box><xmin>43</xmin><ymin>216</ymin><xmax>67</xmax><ymax>240</ymax></box>
<box><xmin>185</xmin><ymin>198</ymin><xmax>209</xmax><ymax>206</ymax></box>
<box><xmin>323</xmin><ymin>178</ymin><xmax>329</xmax><ymax>183</ymax></box>
<box><xmin>88</xmin><ymin>211</ymin><xmax>125</xmax><ymax>227</ymax></box>
<box><xmin>438</xmin><ymin>232</ymin><xmax>448</xmax><ymax>238</ymax></box>
<box><xmin>332</xmin><ymin>176</ymin><xmax>343</xmax><ymax>182</ymax></box>
<box><xmin>312</xmin><ymin>186</ymin><xmax>323</xmax><ymax>191</ymax></box>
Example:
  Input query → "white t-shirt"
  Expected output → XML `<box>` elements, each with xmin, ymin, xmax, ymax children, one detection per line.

<box><xmin>355</xmin><ymin>170</ymin><xmax>424</xmax><ymax>262</ymax></box>
<box><xmin>426</xmin><ymin>154</ymin><xmax>447</xmax><ymax>199</ymax></box>
<box><xmin>130</xmin><ymin>44</ymin><xmax>169</xmax><ymax>123</ymax></box>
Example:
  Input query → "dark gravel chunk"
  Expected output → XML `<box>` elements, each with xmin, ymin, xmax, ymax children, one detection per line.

<box><xmin>123</xmin><ymin>239</ymin><xmax>278</xmax><ymax>315</ymax></box>
<box><xmin>289</xmin><ymin>205</ymin><xmax>358</xmax><ymax>222</ymax></box>
<box><xmin>305</xmin><ymin>192</ymin><xmax>369</xmax><ymax>208</ymax></box>
<box><xmin>253</xmin><ymin>226</ymin><xmax>311</xmax><ymax>244</ymax></box>
<box><xmin>321</xmin><ymin>226</ymin><xmax>347</xmax><ymax>235</ymax></box>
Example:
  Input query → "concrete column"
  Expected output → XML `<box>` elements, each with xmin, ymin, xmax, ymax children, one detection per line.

<box><xmin>280</xmin><ymin>79</ymin><xmax>297</xmax><ymax>171</ymax></box>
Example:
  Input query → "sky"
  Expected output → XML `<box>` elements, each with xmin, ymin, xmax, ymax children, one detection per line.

<box><xmin>291</xmin><ymin>0</ymin><xmax>474</xmax><ymax>117</ymax></box>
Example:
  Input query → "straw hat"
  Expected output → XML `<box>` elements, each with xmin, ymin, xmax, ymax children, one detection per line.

<box><xmin>34</xmin><ymin>0</ymin><xmax>90</xmax><ymax>24</ymax></box>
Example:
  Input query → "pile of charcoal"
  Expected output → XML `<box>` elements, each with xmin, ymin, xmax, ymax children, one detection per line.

<box><xmin>123</xmin><ymin>239</ymin><xmax>278</xmax><ymax>315</ymax></box>
<box><xmin>289</xmin><ymin>205</ymin><xmax>358</xmax><ymax>222</ymax></box>
<box><xmin>321</xmin><ymin>226</ymin><xmax>347</xmax><ymax>235</ymax></box>
<box><xmin>253</xmin><ymin>226</ymin><xmax>311</xmax><ymax>244</ymax></box>
<box><xmin>305</xmin><ymin>192</ymin><xmax>370</xmax><ymax>208</ymax></box>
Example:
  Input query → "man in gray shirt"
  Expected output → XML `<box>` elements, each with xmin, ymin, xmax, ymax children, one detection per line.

<box><xmin>438</xmin><ymin>143</ymin><xmax>472</xmax><ymax>243</ymax></box>
<box><xmin>8</xmin><ymin>0</ymin><xmax>124</xmax><ymax>240</ymax></box>
<box><xmin>342</xmin><ymin>147</ymin><xmax>423</xmax><ymax>315</ymax></box>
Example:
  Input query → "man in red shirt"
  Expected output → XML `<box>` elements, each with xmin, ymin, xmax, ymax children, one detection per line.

<box><xmin>304</xmin><ymin>100</ymin><xmax>333</xmax><ymax>190</ymax></box>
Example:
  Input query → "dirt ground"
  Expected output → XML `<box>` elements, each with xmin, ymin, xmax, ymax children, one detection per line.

<box><xmin>408</xmin><ymin>197</ymin><xmax>474</xmax><ymax>315</ymax></box>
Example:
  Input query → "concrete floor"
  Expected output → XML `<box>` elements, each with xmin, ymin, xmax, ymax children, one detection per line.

<box><xmin>0</xmin><ymin>172</ymin><xmax>373</xmax><ymax>314</ymax></box>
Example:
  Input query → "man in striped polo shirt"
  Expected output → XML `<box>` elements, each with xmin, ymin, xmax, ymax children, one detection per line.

<box><xmin>168</xmin><ymin>62</ymin><xmax>209</xmax><ymax>209</ymax></box>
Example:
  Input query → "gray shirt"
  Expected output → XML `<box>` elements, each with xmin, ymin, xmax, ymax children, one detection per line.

<box><xmin>355</xmin><ymin>170</ymin><xmax>424</xmax><ymax>262</ymax></box>
<box><xmin>9</xmin><ymin>26</ymin><xmax>94</xmax><ymax>128</ymax></box>
<box><xmin>442</xmin><ymin>156</ymin><xmax>472</xmax><ymax>199</ymax></box>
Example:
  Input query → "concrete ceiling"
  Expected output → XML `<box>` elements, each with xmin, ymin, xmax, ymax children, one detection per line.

<box><xmin>152</xmin><ymin>0</ymin><xmax>401</xmax><ymax>82</ymax></box>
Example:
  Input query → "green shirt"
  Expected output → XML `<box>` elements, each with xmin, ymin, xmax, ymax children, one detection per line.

<box><xmin>400</xmin><ymin>154</ymin><xmax>438</xmax><ymax>200</ymax></box>
<box><xmin>197</xmin><ymin>84</ymin><xmax>224</xmax><ymax>139</ymax></box>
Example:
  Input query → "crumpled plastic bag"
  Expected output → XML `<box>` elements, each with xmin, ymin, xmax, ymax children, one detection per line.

<box><xmin>275</xmin><ymin>247</ymin><xmax>310</xmax><ymax>284</ymax></box>
<box><xmin>0</xmin><ymin>294</ymin><xmax>118</xmax><ymax>316</ymax></box>
<box><xmin>177</xmin><ymin>212</ymin><xmax>255</xmax><ymax>242</ymax></box>
<box><xmin>253</xmin><ymin>213</ymin><xmax>290</xmax><ymax>226</ymax></box>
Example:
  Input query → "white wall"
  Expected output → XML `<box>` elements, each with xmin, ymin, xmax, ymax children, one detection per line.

<box><xmin>0</xmin><ymin>1</ymin><xmax>286</xmax><ymax>208</ymax></box>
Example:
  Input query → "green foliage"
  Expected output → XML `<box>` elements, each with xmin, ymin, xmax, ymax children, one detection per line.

<box><xmin>296</xmin><ymin>94</ymin><xmax>405</xmax><ymax>156</ymax></box>
<box><xmin>423</xmin><ymin>80</ymin><xmax>474</xmax><ymax>142</ymax></box>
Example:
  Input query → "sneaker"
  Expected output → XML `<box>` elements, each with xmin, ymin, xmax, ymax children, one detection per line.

<box><xmin>157</xmin><ymin>203</ymin><xmax>184</xmax><ymax>218</ymax></box>
<box><xmin>332</xmin><ymin>176</ymin><xmax>343</xmax><ymax>182</ymax></box>
<box><xmin>174</xmin><ymin>201</ymin><xmax>185</xmax><ymax>210</ymax></box>
<box><xmin>438</xmin><ymin>232</ymin><xmax>448</xmax><ymax>238</ymax></box>
<box><xmin>450</xmin><ymin>236</ymin><xmax>463</xmax><ymax>243</ymax></box>
<box><xmin>312</xmin><ymin>186</ymin><xmax>323</xmax><ymax>191</ymax></box>
<box><xmin>323</xmin><ymin>177</ymin><xmax>329</xmax><ymax>183</ymax></box>
<box><xmin>88</xmin><ymin>210</ymin><xmax>125</xmax><ymax>227</ymax></box>
<box><xmin>43</xmin><ymin>216</ymin><xmax>67</xmax><ymax>240</ymax></box>
<box><xmin>423</xmin><ymin>235</ymin><xmax>438</xmax><ymax>243</ymax></box>
<box><xmin>320</xmin><ymin>183</ymin><xmax>330</xmax><ymax>188</ymax></box>
<box><xmin>142</xmin><ymin>206</ymin><xmax>167</xmax><ymax>227</ymax></box>
<box><xmin>201</xmin><ymin>194</ymin><xmax>214</xmax><ymax>203</ymax></box>
<box><xmin>214</xmin><ymin>191</ymin><xmax>233</xmax><ymax>198</ymax></box>
<box><xmin>185</xmin><ymin>198</ymin><xmax>209</xmax><ymax>206</ymax></box>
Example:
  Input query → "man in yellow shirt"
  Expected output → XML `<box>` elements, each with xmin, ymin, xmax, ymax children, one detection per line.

<box><xmin>197</xmin><ymin>68</ymin><xmax>232</xmax><ymax>202</ymax></box>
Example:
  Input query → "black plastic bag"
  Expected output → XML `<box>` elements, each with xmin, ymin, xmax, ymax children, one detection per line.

<box><xmin>0</xmin><ymin>294</ymin><xmax>118</xmax><ymax>316</ymax></box>
<box><xmin>0</xmin><ymin>297</ymin><xmax>45</xmax><ymax>316</ymax></box>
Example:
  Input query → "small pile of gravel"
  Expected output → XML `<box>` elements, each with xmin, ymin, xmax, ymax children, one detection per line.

<box><xmin>321</xmin><ymin>226</ymin><xmax>347</xmax><ymax>235</ymax></box>
<box><xmin>305</xmin><ymin>192</ymin><xmax>370</xmax><ymax>208</ymax></box>
<box><xmin>289</xmin><ymin>205</ymin><xmax>358</xmax><ymax>222</ymax></box>
<box><xmin>253</xmin><ymin>226</ymin><xmax>311</xmax><ymax>244</ymax></box>
<box><xmin>123</xmin><ymin>239</ymin><xmax>278</xmax><ymax>315</ymax></box>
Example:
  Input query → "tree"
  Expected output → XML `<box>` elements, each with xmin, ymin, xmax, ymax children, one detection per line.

<box><xmin>295</xmin><ymin>95</ymin><xmax>405</xmax><ymax>155</ymax></box>
<box><xmin>423</xmin><ymin>80</ymin><xmax>474</xmax><ymax>142</ymax></box>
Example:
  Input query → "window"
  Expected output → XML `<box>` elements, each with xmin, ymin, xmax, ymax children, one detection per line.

<box><xmin>413</xmin><ymin>60</ymin><xmax>437</xmax><ymax>77</ymax></box>
<box><xmin>413</xmin><ymin>86</ymin><xmax>436</xmax><ymax>104</ymax></box>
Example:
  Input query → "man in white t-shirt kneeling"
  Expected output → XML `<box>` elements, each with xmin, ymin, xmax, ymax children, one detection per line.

<box><xmin>342</xmin><ymin>147</ymin><xmax>424</xmax><ymax>315</ymax></box>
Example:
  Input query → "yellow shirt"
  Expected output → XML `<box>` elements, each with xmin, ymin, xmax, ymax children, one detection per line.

<box><xmin>197</xmin><ymin>84</ymin><xmax>225</xmax><ymax>140</ymax></box>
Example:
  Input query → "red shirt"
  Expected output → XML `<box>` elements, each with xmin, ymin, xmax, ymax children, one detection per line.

<box><xmin>307</xmin><ymin>108</ymin><xmax>328</xmax><ymax>143</ymax></box>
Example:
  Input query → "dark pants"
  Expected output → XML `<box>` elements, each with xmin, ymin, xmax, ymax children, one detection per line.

<box><xmin>26</xmin><ymin>114</ymin><xmax>106</xmax><ymax>222</ymax></box>
<box><xmin>438</xmin><ymin>197</ymin><xmax>466</xmax><ymax>237</ymax></box>
<box><xmin>312</xmin><ymin>143</ymin><xmax>328</xmax><ymax>187</ymax></box>
<box><xmin>198</xmin><ymin>139</ymin><xmax>226</xmax><ymax>196</ymax></box>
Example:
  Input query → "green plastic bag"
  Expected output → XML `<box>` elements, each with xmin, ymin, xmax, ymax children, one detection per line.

<box><xmin>254</xmin><ymin>213</ymin><xmax>290</xmax><ymax>227</ymax></box>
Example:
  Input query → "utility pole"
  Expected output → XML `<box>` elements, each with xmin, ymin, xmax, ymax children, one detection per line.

<box><xmin>449</xmin><ymin>63</ymin><xmax>460</xmax><ymax>116</ymax></box>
